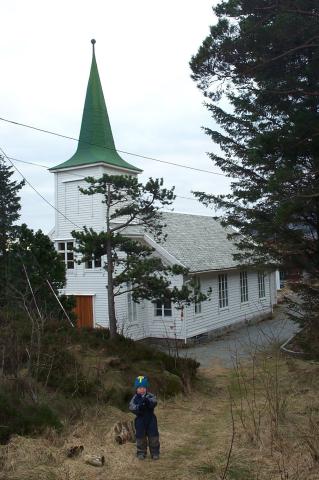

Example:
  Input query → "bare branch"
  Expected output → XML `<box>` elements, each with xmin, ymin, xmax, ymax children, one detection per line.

<box><xmin>221</xmin><ymin>392</ymin><xmax>236</xmax><ymax>480</ymax></box>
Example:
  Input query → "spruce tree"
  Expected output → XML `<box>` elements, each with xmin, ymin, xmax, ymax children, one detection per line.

<box><xmin>7</xmin><ymin>224</ymin><xmax>69</xmax><ymax>319</ymax></box>
<box><xmin>0</xmin><ymin>157</ymin><xmax>69</xmax><ymax>319</ymax></box>
<box><xmin>0</xmin><ymin>156</ymin><xmax>24</xmax><ymax>302</ymax></box>
<box><xmin>190</xmin><ymin>1</ymin><xmax>319</xmax><ymax>339</ymax></box>
<box><xmin>72</xmin><ymin>174</ymin><xmax>203</xmax><ymax>337</ymax></box>
<box><xmin>0</xmin><ymin>156</ymin><xmax>24</xmax><ymax>255</ymax></box>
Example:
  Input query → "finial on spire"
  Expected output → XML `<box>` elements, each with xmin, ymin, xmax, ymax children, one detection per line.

<box><xmin>91</xmin><ymin>39</ymin><xmax>96</xmax><ymax>54</ymax></box>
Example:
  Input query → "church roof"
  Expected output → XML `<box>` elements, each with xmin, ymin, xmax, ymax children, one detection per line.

<box><xmin>124</xmin><ymin>212</ymin><xmax>242</xmax><ymax>273</ymax></box>
<box><xmin>50</xmin><ymin>40</ymin><xmax>141</xmax><ymax>173</ymax></box>
<box><xmin>157</xmin><ymin>212</ymin><xmax>241</xmax><ymax>272</ymax></box>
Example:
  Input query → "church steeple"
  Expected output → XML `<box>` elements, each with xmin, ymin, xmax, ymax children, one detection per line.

<box><xmin>51</xmin><ymin>40</ymin><xmax>141</xmax><ymax>173</ymax></box>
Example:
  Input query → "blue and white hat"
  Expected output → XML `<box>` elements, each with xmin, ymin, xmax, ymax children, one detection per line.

<box><xmin>134</xmin><ymin>375</ymin><xmax>150</xmax><ymax>388</ymax></box>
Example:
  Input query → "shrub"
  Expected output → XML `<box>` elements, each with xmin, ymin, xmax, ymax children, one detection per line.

<box><xmin>0</xmin><ymin>391</ymin><xmax>61</xmax><ymax>444</ymax></box>
<box><xmin>37</xmin><ymin>349</ymin><xmax>100</xmax><ymax>397</ymax></box>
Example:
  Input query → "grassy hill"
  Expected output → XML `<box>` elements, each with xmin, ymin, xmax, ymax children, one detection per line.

<box><xmin>0</xmin><ymin>311</ymin><xmax>198</xmax><ymax>445</ymax></box>
<box><xmin>1</xmin><ymin>349</ymin><xmax>319</xmax><ymax>479</ymax></box>
<box><xmin>1</xmin><ymin>311</ymin><xmax>319</xmax><ymax>479</ymax></box>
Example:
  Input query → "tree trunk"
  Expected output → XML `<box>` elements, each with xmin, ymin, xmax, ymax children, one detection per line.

<box><xmin>106</xmin><ymin>183</ymin><xmax>117</xmax><ymax>338</ymax></box>
<box><xmin>106</xmin><ymin>235</ymin><xmax>117</xmax><ymax>338</ymax></box>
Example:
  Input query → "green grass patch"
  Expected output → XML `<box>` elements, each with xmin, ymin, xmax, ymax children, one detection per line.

<box><xmin>196</xmin><ymin>461</ymin><xmax>217</xmax><ymax>474</ymax></box>
<box><xmin>195</xmin><ymin>455</ymin><xmax>254</xmax><ymax>480</ymax></box>
<box><xmin>227</xmin><ymin>464</ymin><xmax>254</xmax><ymax>480</ymax></box>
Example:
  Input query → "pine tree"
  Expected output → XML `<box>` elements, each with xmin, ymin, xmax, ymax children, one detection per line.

<box><xmin>190</xmin><ymin>0</ymin><xmax>319</xmax><ymax>339</ymax></box>
<box><xmin>72</xmin><ymin>174</ymin><xmax>203</xmax><ymax>338</ymax></box>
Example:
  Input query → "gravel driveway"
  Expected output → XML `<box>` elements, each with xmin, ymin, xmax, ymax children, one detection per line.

<box><xmin>179</xmin><ymin>305</ymin><xmax>299</xmax><ymax>368</ymax></box>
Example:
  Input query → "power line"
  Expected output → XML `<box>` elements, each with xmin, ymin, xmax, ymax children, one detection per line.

<box><xmin>0</xmin><ymin>148</ymin><xmax>81</xmax><ymax>229</ymax></box>
<box><xmin>8</xmin><ymin>156</ymin><xmax>49</xmax><ymax>168</ymax></box>
<box><xmin>7</xmin><ymin>155</ymin><xmax>199</xmax><ymax>202</ymax></box>
<box><xmin>1</xmin><ymin>148</ymin><xmax>200</xmax><ymax>234</ymax></box>
<box><xmin>0</xmin><ymin>116</ymin><xmax>228</xmax><ymax>177</ymax></box>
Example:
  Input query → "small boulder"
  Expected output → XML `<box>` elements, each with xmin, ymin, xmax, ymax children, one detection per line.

<box><xmin>84</xmin><ymin>454</ymin><xmax>105</xmax><ymax>467</ymax></box>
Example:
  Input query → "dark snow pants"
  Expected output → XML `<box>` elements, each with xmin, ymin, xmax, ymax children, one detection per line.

<box><xmin>135</xmin><ymin>413</ymin><xmax>160</xmax><ymax>457</ymax></box>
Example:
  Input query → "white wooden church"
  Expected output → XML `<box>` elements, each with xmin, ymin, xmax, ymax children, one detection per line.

<box><xmin>49</xmin><ymin>41</ymin><xmax>277</xmax><ymax>343</ymax></box>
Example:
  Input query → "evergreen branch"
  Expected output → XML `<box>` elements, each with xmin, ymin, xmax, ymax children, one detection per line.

<box><xmin>295</xmin><ymin>192</ymin><xmax>319</xmax><ymax>198</ymax></box>
<box><xmin>245</xmin><ymin>36</ymin><xmax>319</xmax><ymax>73</ymax></box>
<box><xmin>254</xmin><ymin>6</ymin><xmax>319</xmax><ymax>19</ymax></box>
<box><xmin>110</xmin><ymin>214</ymin><xmax>139</xmax><ymax>232</ymax></box>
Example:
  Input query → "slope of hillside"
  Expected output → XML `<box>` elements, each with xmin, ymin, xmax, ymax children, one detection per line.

<box><xmin>1</xmin><ymin>351</ymin><xmax>319</xmax><ymax>480</ymax></box>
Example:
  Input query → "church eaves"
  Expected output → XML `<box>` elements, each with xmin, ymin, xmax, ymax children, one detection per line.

<box><xmin>50</xmin><ymin>40</ymin><xmax>142</xmax><ymax>173</ymax></box>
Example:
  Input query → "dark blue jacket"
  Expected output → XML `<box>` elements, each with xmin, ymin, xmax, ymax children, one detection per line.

<box><xmin>129</xmin><ymin>392</ymin><xmax>159</xmax><ymax>438</ymax></box>
<box><xmin>129</xmin><ymin>392</ymin><xmax>157</xmax><ymax>415</ymax></box>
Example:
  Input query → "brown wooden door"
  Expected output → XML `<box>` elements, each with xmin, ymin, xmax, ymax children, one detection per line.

<box><xmin>74</xmin><ymin>295</ymin><xmax>93</xmax><ymax>328</ymax></box>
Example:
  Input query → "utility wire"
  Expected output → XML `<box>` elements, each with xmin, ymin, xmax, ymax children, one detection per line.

<box><xmin>7</xmin><ymin>155</ymin><xmax>199</xmax><ymax>202</ymax></box>
<box><xmin>1</xmin><ymin>147</ymin><xmax>201</xmax><ymax>237</ymax></box>
<box><xmin>0</xmin><ymin>147</ymin><xmax>81</xmax><ymax>229</ymax></box>
<box><xmin>0</xmin><ymin>116</ymin><xmax>228</xmax><ymax>177</ymax></box>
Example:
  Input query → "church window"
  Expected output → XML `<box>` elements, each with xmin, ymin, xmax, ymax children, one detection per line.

<box><xmin>155</xmin><ymin>299</ymin><xmax>172</xmax><ymax>317</ymax></box>
<box><xmin>85</xmin><ymin>255</ymin><xmax>102</xmax><ymax>269</ymax></box>
<box><xmin>194</xmin><ymin>277</ymin><xmax>202</xmax><ymax>314</ymax></box>
<box><xmin>240</xmin><ymin>271</ymin><xmax>248</xmax><ymax>303</ymax></box>
<box><xmin>218</xmin><ymin>274</ymin><xmax>228</xmax><ymax>308</ymax></box>
<box><xmin>258</xmin><ymin>272</ymin><xmax>266</xmax><ymax>298</ymax></box>
<box><xmin>58</xmin><ymin>241</ymin><xmax>74</xmax><ymax>269</ymax></box>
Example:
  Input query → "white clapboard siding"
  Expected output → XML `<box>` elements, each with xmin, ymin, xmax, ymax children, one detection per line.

<box><xmin>53</xmin><ymin>160</ymin><xmax>150</xmax><ymax>340</ymax></box>
<box><xmin>185</xmin><ymin>270</ymin><xmax>275</xmax><ymax>339</ymax></box>
<box><xmin>147</xmin><ymin>274</ymin><xmax>185</xmax><ymax>340</ymax></box>
<box><xmin>117</xmin><ymin>298</ymin><xmax>149</xmax><ymax>341</ymax></box>
<box><xmin>55</xmin><ymin>165</ymin><xmax>138</xmax><ymax>239</ymax></box>
<box><xmin>62</xmin><ymin>260</ymin><xmax>141</xmax><ymax>336</ymax></box>
<box><xmin>62</xmin><ymin>262</ymin><xmax>107</xmax><ymax>327</ymax></box>
<box><xmin>56</xmin><ymin>166</ymin><xmax>105</xmax><ymax>238</ymax></box>
<box><xmin>59</xmin><ymin>250</ymin><xmax>149</xmax><ymax>339</ymax></box>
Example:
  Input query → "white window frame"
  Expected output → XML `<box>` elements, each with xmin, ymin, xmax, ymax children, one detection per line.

<box><xmin>154</xmin><ymin>299</ymin><xmax>172</xmax><ymax>318</ymax></box>
<box><xmin>240</xmin><ymin>271</ymin><xmax>249</xmax><ymax>303</ymax></box>
<box><xmin>57</xmin><ymin>241</ymin><xmax>74</xmax><ymax>270</ymax></box>
<box><xmin>279</xmin><ymin>271</ymin><xmax>286</xmax><ymax>289</ymax></box>
<box><xmin>258</xmin><ymin>272</ymin><xmax>266</xmax><ymax>299</ymax></box>
<box><xmin>127</xmin><ymin>291</ymin><xmax>137</xmax><ymax>323</ymax></box>
<box><xmin>218</xmin><ymin>274</ymin><xmax>228</xmax><ymax>309</ymax></box>
<box><xmin>85</xmin><ymin>255</ymin><xmax>102</xmax><ymax>270</ymax></box>
<box><xmin>194</xmin><ymin>277</ymin><xmax>202</xmax><ymax>314</ymax></box>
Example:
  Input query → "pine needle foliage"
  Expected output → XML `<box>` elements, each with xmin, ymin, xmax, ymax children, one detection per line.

<box><xmin>190</xmin><ymin>1</ymin><xmax>319</xmax><ymax>337</ymax></box>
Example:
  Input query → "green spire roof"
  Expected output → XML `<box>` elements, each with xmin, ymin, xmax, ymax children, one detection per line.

<box><xmin>51</xmin><ymin>40</ymin><xmax>141</xmax><ymax>173</ymax></box>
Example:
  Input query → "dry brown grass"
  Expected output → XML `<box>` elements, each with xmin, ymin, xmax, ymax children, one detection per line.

<box><xmin>1</xmin><ymin>354</ymin><xmax>319</xmax><ymax>479</ymax></box>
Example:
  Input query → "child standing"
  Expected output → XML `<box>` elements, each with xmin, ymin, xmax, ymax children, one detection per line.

<box><xmin>129</xmin><ymin>375</ymin><xmax>160</xmax><ymax>460</ymax></box>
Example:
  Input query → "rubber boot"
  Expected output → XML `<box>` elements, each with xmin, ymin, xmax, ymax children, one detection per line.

<box><xmin>148</xmin><ymin>436</ymin><xmax>160</xmax><ymax>459</ymax></box>
<box><xmin>136</xmin><ymin>436</ymin><xmax>147</xmax><ymax>459</ymax></box>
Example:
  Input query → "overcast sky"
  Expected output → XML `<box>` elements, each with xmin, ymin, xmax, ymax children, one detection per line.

<box><xmin>1</xmin><ymin>0</ymin><xmax>230</xmax><ymax>233</ymax></box>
